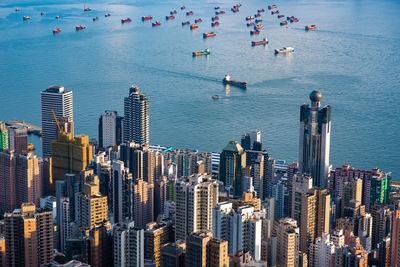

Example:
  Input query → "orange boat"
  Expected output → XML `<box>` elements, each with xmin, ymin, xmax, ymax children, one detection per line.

<box><xmin>53</xmin><ymin>28</ymin><xmax>61</xmax><ymax>34</ymax></box>
<box><xmin>305</xmin><ymin>25</ymin><xmax>317</xmax><ymax>30</ymax></box>
<box><xmin>166</xmin><ymin>15</ymin><xmax>175</xmax><ymax>20</ymax></box>
<box><xmin>252</xmin><ymin>37</ymin><xmax>268</xmax><ymax>46</ymax></box>
<box><xmin>280</xmin><ymin>21</ymin><xmax>287</xmax><ymax>26</ymax></box>
<box><xmin>254</xmin><ymin>24</ymin><xmax>262</xmax><ymax>30</ymax></box>
<box><xmin>203</xmin><ymin>32</ymin><xmax>216</xmax><ymax>38</ymax></box>
<box><xmin>186</xmin><ymin>11</ymin><xmax>194</xmax><ymax>16</ymax></box>
<box><xmin>268</xmin><ymin>5</ymin><xmax>277</xmax><ymax>10</ymax></box>
<box><xmin>190</xmin><ymin>24</ymin><xmax>199</xmax><ymax>29</ymax></box>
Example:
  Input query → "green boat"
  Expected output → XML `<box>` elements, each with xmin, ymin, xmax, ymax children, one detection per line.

<box><xmin>192</xmin><ymin>48</ymin><xmax>210</xmax><ymax>57</ymax></box>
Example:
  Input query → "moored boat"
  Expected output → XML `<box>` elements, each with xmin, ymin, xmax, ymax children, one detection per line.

<box><xmin>247</xmin><ymin>22</ymin><xmax>255</xmax><ymax>27</ymax></box>
<box><xmin>190</xmin><ymin>24</ymin><xmax>199</xmax><ymax>29</ymax></box>
<box><xmin>255</xmin><ymin>14</ymin><xmax>261</xmax><ymax>18</ymax></box>
<box><xmin>278</xmin><ymin>15</ymin><xmax>284</xmax><ymax>19</ymax></box>
<box><xmin>105</xmin><ymin>13</ymin><xmax>111</xmax><ymax>17</ymax></box>
<box><xmin>290</xmin><ymin>18</ymin><xmax>299</xmax><ymax>23</ymax></box>
<box><xmin>212</xmin><ymin>95</ymin><xmax>220</xmax><ymax>100</ymax></box>
<box><xmin>280</xmin><ymin>21</ymin><xmax>287</xmax><ymax>26</ymax></box>
<box><xmin>182</xmin><ymin>21</ymin><xmax>190</xmax><ymax>26</ymax></box>
<box><xmin>215</xmin><ymin>6</ymin><xmax>220</xmax><ymax>10</ymax></box>
<box><xmin>305</xmin><ymin>25</ymin><xmax>317</xmax><ymax>30</ymax></box>
<box><xmin>195</xmin><ymin>18</ymin><xmax>202</xmax><ymax>23</ymax></box>
<box><xmin>211</xmin><ymin>21</ymin><xmax>219</xmax><ymax>27</ymax></box>
<box><xmin>76</xmin><ymin>25</ymin><xmax>86</xmax><ymax>31</ymax></box>
<box><xmin>181</xmin><ymin>6</ymin><xmax>186</xmax><ymax>10</ymax></box>
<box><xmin>255</xmin><ymin>19</ymin><xmax>262</xmax><ymax>23</ymax></box>
<box><xmin>192</xmin><ymin>48</ymin><xmax>210</xmax><ymax>57</ymax></box>
<box><xmin>53</xmin><ymin>28</ymin><xmax>61</xmax><ymax>34</ymax></box>
<box><xmin>246</xmin><ymin>16</ymin><xmax>254</xmax><ymax>21</ymax></box>
<box><xmin>258</xmin><ymin>9</ymin><xmax>265</xmax><ymax>13</ymax></box>
<box><xmin>84</xmin><ymin>5</ymin><xmax>92</xmax><ymax>11</ymax></box>
<box><xmin>287</xmin><ymin>16</ymin><xmax>295</xmax><ymax>20</ymax></box>
<box><xmin>170</xmin><ymin>10</ymin><xmax>177</xmax><ymax>14</ymax></box>
<box><xmin>274</xmin><ymin>47</ymin><xmax>294</xmax><ymax>54</ymax></box>
<box><xmin>41</xmin><ymin>12</ymin><xmax>44</xmax><ymax>16</ymax></box>
<box><xmin>250</xmin><ymin>30</ymin><xmax>260</xmax><ymax>35</ymax></box>
<box><xmin>92</xmin><ymin>17</ymin><xmax>99</xmax><ymax>21</ymax></box>
<box><xmin>212</xmin><ymin>16</ymin><xmax>219</xmax><ymax>21</ymax></box>
<box><xmin>23</xmin><ymin>16</ymin><xmax>30</xmax><ymax>21</ymax></box>
<box><xmin>166</xmin><ymin>15</ymin><xmax>175</xmax><ymax>20</ymax></box>
<box><xmin>252</xmin><ymin>37</ymin><xmax>269</xmax><ymax>46</ymax></box>
<box><xmin>216</xmin><ymin>11</ymin><xmax>225</xmax><ymax>15</ymax></box>
<box><xmin>271</xmin><ymin>10</ymin><xmax>279</xmax><ymax>15</ymax></box>
<box><xmin>152</xmin><ymin>21</ymin><xmax>161</xmax><ymax>26</ymax></box>
<box><xmin>121</xmin><ymin>18</ymin><xmax>132</xmax><ymax>23</ymax></box>
<box><xmin>231</xmin><ymin>7</ymin><xmax>239</xmax><ymax>13</ymax></box>
<box><xmin>268</xmin><ymin>5</ymin><xmax>277</xmax><ymax>10</ymax></box>
<box><xmin>254</xmin><ymin>24</ymin><xmax>262</xmax><ymax>30</ymax></box>
<box><xmin>15</xmin><ymin>8</ymin><xmax>20</xmax><ymax>12</ymax></box>
<box><xmin>203</xmin><ymin>32</ymin><xmax>216</xmax><ymax>38</ymax></box>
<box><xmin>142</xmin><ymin>16</ymin><xmax>153</xmax><ymax>21</ymax></box>
<box><xmin>186</xmin><ymin>11</ymin><xmax>194</xmax><ymax>16</ymax></box>
<box><xmin>222</xmin><ymin>74</ymin><xmax>247</xmax><ymax>88</ymax></box>
<box><xmin>55</xmin><ymin>16</ymin><xmax>60</xmax><ymax>19</ymax></box>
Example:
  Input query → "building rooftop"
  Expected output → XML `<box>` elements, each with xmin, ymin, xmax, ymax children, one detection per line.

<box><xmin>43</xmin><ymin>85</ymin><xmax>70</xmax><ymax>94</ymax></box>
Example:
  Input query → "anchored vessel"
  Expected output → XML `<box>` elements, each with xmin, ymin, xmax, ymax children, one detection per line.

<box><xmin>192</xmin><ymin>49</ymin><xmax>210</xmax><ymax>57</ymax></box>
<box><xmin>252</xmin><ymin>37</ymin><xmax>268</xmax><ymax>46</ymax></box>
<box><xmin>203</xmin><ymin>32</ymin><xmax>216</xmax><ymax>38</ymax></box>
<box><xmin>222</xmin><ymin>74</ymin><xmax>247</xmax><ymax>88</ymax></box>
<box><xmin>275</xmin><ymin>47</ymin><xmax>294</xmax><ymax>54</ymax></box>
<box><xmin>305</xmin><ymin>25</ymin><xmax>317</xmax><ymax>30</ymax></box>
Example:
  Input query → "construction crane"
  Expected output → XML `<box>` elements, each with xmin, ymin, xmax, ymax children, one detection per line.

<box><xmin>52</xmin><ymin>110</ymin><xmax>64</xmax><ymax>134</ymax></box>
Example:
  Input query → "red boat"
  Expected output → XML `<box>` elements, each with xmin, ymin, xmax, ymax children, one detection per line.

<box><xmin>231</xmin><ymin>7</ymin><xmax>239</xmax><ymax>13</ymax></box>
<box><xmin>166</xmin><ymin>15</ymin><xmax>175</xmax><ymax>20</ymax></box>
<box><xmin>252</xmin><ymin>37</ymin><xmax>268</xmax><ymax>46</ymax></box>
<box><xmin>255</xmin><ymin>19</ymin><xmax>262</xmax><ymax>23</ymax></box>
<box><xmin>287</xmin><ymin>16</ymin><xmax>295</xmax><ymax>20</ymax></box>
<box><xmin>195</xmin><ymin>18</ymin><xmax>202</xmax><ymax>23</ymax></box>
<box><xmin>250</xmin><ymin>30</ymin><xmax>260</xmax><ymax>35</ymax></box>
<box><xmin>278</xmin><ymin>15</ymin><xmax>284</xmax><ymax>19</ymax></box>
<box><xmin>216</xmin><ymin>11</ymin><xmax>225</xmax><ymax>15</ymax></box>
<box><xmin>170</xmin><ymin>10</ymin><xmax>177</xmax><ymax>14</ymax></box>
<box><xmin>254</xmin><ymin>24</ymin><xmax>262</xmax><ymax>30</ymax></box>
<box><xmin>182</xmin><ymin>21</ymin><xmax>190</xmax><ymax>26</ymax></box>
<box><xmin>211</xmin><ymin>22</ymin><xmax>219</xmax><ymax>27</ymax></box>
<box><xmin>255</xmin><ymin>14</ymin><xmax>261</xmax><ymax>18</ymax></box>
<box><xmin>203</xmin><ymin>32</ymin><xmax>216</xmax><ymax>38</ymax></box>
<box><xmin>41</xmin><ymin>12</ymin><xmax>44</xmax><ymax>16</ymax></box>
<box><xmin>53</xmin><ymin>28</ymin><xmax>61</xmax><ymax>34</ymax></box>
<box><xmin>268</xmin><ymin>5</ymin><xmax>277</xmax><ymax>10</ymax></box>
<box><xmin>246</xmin><ymin>16</ymin><xmax>254</xmax><ymax>21</ymax></box>
<box><xmin>271</xmin><ymin>10</ymin><xmax>279</xmax><ymax>15</ymax></box>
<box><xmin>305</xmin><ymin>25</ymin><xmax>317</xmax><ymax>30</ymax></box>
<box><xmin>23</xmin><ymin>16</ymin><xmax>30</xmax><ymax>21</ymax></box>
<box><xmin>212</xmin><ymin>16</ymin><xmax>219</xmax><ymax>21</ymax></box>
<box><xmin>142</xmin><ymin>16</ymin><xmax>153</xmax><ymax>21</ymax></box>
<box><xmin>247</xmin><ymin>22</ymin><xmax>255</xmax><ymax>27</ymax></box>
<box><xmin>190</xmin><ymin>24</ymin><xmax>198</xmax><ymax>29</ymax></box>
<box><xmin>186</xmin><ymin>11</ymin><xmax>194</xmax><ymax>16</ymax></box>
<box><xmin>290</xmin><ymin>18</ymin><xmax>299</xmax><ymax>23</ymax></box>
<box><xmin>280</xmin><ymin>21</ymin><xmax>287</xmax><ymax>26</ymax></box>
<box><xmin>181</xmin><ymin>6</ymin><xmax>186</xmax><ymax>10</ymax></box>
<box><xmin>15</xmin><ymin>8</ymin><xmax>20</xmax><ymax>12</ymax></box>
<box><xmin>121</xmin><ymin>18</ymin><xmax>132</xmax><ymax>23</ymax></box>
<box><xmin>257</xmin><ymin>9</ymin><xmax>265</xmax><ymax>13</ymax></box>
<box><xmin>152</xmin><ymin>21</ymin><xmax>161</xmax><ymax>26</ymax></box>
<box><xmin>76</xmin><ymin>25</ymin><xmax>86</xmax><ymax>31</ymax></box>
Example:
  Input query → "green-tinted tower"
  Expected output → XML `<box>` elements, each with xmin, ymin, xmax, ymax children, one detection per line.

<box><xmin>0</xmin><ymin>122</ymin><xmax>9</xmax><ymax>151</ymax></box>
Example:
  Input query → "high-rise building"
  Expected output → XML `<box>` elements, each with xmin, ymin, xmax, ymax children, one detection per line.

<box><xmin>371</xmin><ymin>204</ymin><xmax>392</xmax><ymax>250</ymax></box>
<box><xmin>4</xmin><ymin>203</ymin><xmax>54</xmax><ymax>267</ymax></box>
<box><xmin>51</xmin><ymin>133</ymin><xmax>93</xmax><ymax>182</ymax></box>
<box><xmin>111</xmin><ymin>160</ymin><xmax>133</xmax><ymax>224</ymax></box>
<box><xmin>120</xmin><ymin>142</ymin><xmax>154</xmax><ymax>183</ymax></box>
<box><xmin>7</xmin><ymin>126</ymin><xmax>28</xmax><ymax>154</ymax></box>
<box><xmin>219</xmin><ymin>141</ymin><xmax>246</xmax><ymax>197</ymax></box>
<box><xmin>41</xmin><ymin>86</ymin><xmax>73</xmax><ymax>158</ymax></box>
<box><xmin>241</xmin><ymin>130</ymin><xmax>261</xmax><ymax>150</ymax></box>
<box><xmin>161</xmin><ymin>241</ymin><xmax>186</xmax><ymax>267</ymax></box>
<box><xmin>0</xmin><ymin>234</ymin><xmax>5</xmax><ymax>267</ymax></box>
<box><xmin>175</xmin><ymin>174</ymin><xmax>219</xmax><ymax>242</ymax></box>
<box><xmin>154</xmin><ymin>176</ymin><xmax>167</xmax><ymax>220</ymax></box>
<box><xmin>98</xmin><ymin>110</ymin><xmax>123</xmax><ymax>149</ymax></box>
<box><xmin>133</xmin><ymin>179</ymin><xmax>154</xmax><ymax>229</ymax></box>
<box><xmin>288</xmin><ymin>173</ymin><xmax>312</xmax><ymax>223</ymax></box>
<box><xmin>299</xmin><ymin>90</ymin><xmax>331</xmax><ymax>188</ymax></box>
<box><xmin>276</xmin><ymin>217</ymin><xmax>300</xmax><ymax>267</ymax></box>
<box><xmin>391</xmin><ymin>201</ymin><xmax>400</xmax><ymax>266</ymax></box>
<box><xmin>0</xmin><ymin>122</ymin><xmax>9</xmax><ymax>152</ymax></box>
<box><xmin>186</xmin><ymin>231</ymin><xmax>211</xmax><ymax>267</ymax></box>
<box><xmin>208</xmin><ymin>238</ymin><xmax>229</xmax><ymax>267</ymax></box>
<box><xmin>113</xmin><ymin>221</ymin><xmax>144</xmax><ymax>267</ymax></box>
<box><xmin>123</xmin><ymin>86</ymin><xmax>149</xmax><ymax>145</ymax></box>
<box><xmin>144</xmin><ymin>221</ymin><xmax>172</xmax><ymax>267</ymax></box>
<box><xmin>309</xmin><ymin>233</ymin><xmax>335</xmax><ymax>267</ymax></box>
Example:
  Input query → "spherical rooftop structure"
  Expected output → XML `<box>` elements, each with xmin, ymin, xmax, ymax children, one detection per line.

<box><xmin>309</xmin><ymin>90</ymin><xmax>322</xmax><ymax>102</ymax></box>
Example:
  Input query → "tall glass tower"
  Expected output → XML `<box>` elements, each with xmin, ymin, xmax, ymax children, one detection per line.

<box><xmin>299</xmin><ymin>91</ymin><xmax>331</xmax><ymax>188</ymax></box>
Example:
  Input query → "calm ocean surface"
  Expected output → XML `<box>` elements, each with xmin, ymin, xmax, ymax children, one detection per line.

<box><xmin>0</xmin><ymin>0</ymin><xmax>399</xmax><ymax>178</ymax></box>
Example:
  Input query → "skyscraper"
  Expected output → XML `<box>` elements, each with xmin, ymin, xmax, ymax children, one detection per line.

<box><xmin>111</xmin><ymin>160</ymin><xmax>133</xmax><ymax>224</ymax></box>
<box><xmin>123</xmin><ymin>86</ymin><xmax>149</xmax><ymax>145</ymax></box>
<box><xmin>144</xmin><ymin>221</ymin><xmax>172</xmax><ymax>267</ymax></box>
<box><xmin>0</xmin><ymin>122</ymin><xmax>9</xmax><ymax>152</ymax></box>
<box><xmin>7</xmin><ymin>126</ymin><xmax>28</xmax><ymax>154</ymax></box>
<box><xmin>276</xmin><ymin>218</ymin><xmax>300</xmax><ymax>267</ymax></box>
<box><xmin>299</xmin><ymin>90</ymin><xmax>331</xmax><ymax>188</ymax></box>
<box><xmin>113</xmin><ymin>221</ymin><xmax>144</xmax><ymax>267</ymax></box>
<box><xmin>41</xmin><ymin>86</ymin><xmax>73</xmax><ymax>158</ymax></box>
<box><xmin>98</xmin><ymin>110</ymin><xmax>123</xmax><ymax>149</ymax></box>
<box><xmin>132</xmin><ymin>179</ymin><xmax>154</xmax><ymax>229</ymax></box>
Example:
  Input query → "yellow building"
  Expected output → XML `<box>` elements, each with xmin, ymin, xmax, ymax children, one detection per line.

<box><xmin>208</xmin><ymin>238</ymin><xmax>229</xmax><ymax>267</ymax></box>
<box><xmin>144</xmin><ymin>221</ymin><xmax>172</xmax><ymax>267</ymax></box>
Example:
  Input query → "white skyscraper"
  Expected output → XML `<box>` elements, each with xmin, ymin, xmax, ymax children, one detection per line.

<box><xmin>113</xmin><ymin>221</ymin><xmax>144</xmax><ymax>267</ymax></box>
<box><xmin>98</xmin><ymin>110</ymin><xmax>123</xmax><ymax>149</ymax></box>
<box><xmin>41</xmin><ymin>86</ymin><xmax>73</xmax><ymax>157</ymax></box>
<box><xmin>123</xmin><ymin>86</ymin><xmax>149</xmax><ymax>145</ymax></box>
<box><xmin>309</xmin><ymin>233</ymin><xmax>336</xmax><ymax>267</ymax></box>
<box><xmin>299</xmin><ymin>90</ymin><xmax>331</xmax><ymax>188</ymax></box>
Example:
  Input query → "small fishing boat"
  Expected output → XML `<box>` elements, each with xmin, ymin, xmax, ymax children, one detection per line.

<box><xmin>53</xmin><ymin>28</ymin><xmax>61</xmax><ymax>34</ymax></box>
<box><xmin>76</xmin><ymin>25</ymin><xmax>86</xmax><ymax>31</ymax></box>
<box><xmin>211</xmin><ymin>21</ymin><xmax>219</xmax><ymax>27</ymax></box>
<box><xmin>250</xmin><ymin>30</ymin><xmax>260</xmax><ymax>35</ymax></box>
<box><xmin>152</xmin><ymin>21</ymin><xmax>161</xmax><ymax>26</ymax></box>
<box><xmin>278</xmin><ymin>15</ymin><xmax>284</xmax><ymax>19</ymax></box>
<box><xmin>203</xmin><ymin>32</ymin><xmax>216</xmax><ymax>38</ymax></box>
<box><xmin>181</xmin><ymin>6</ymin><xmax>186</xmax><ymax>10</ymax></box>
<box><xmin>268</xmin><ymin>5</ymin><xmax>277</xmax><ymax>10</ymax></box>
<box><xmin>166</xmin><ymin>15</ymin><xmax>175</xmax><ymax>20</ymax></box>
<box><xmin>255</xmin><ymin>19</ymin><xmax>262</xmax><ymax>23</ymax></box>
<box><xmin>274</xmin><ymin>47</ymin><xmax>294</xmax><ymax>54</ymax></box>
<box><xmin>280</xmin><ymin>21</ymin><xmax>287</xmax><ymax>26</ymax></box>
<box><xmin>170</xmin><ymin>10</ymin><xmax>177</xmax><ymax>14</ymax></box>
<box><xmin>121</xmin><ymin>18</ymin><xmax>132</xmax><ymax>23</ymax></box>
<box><xmin>182</xmin><ymin>21</ymin><xmax>190</xmax><ymax>26</ymax></box>
<box><xmin>247</xmin><ymin>22</ymin><xmax>255</xmax><ymax>27</ymax></box>
<box><xmin>215</xmin><ymin>6</ymin><xmax>220</xmax><ymax>10</ymax></box>
<box><xmin>216</xmin><ymin>11</ymin><xmax>225</xmax><ymax>15</ymax></box>
<box><xmin>195</xmin><ymin>18</ymin><xmax>202</xmax><ymax>23</ymax></box>
<box><xmin>305</xmin><ymin>25</ymin><xmax>317</xmax><ymax>30</ymax></box>
<box><xmin>246</xmin><ymin>16</ymin><xmax>254</xmax><ymax>21</ymax></box>
<box><xmin>23</xmin><ymin>16</ymin><xmax>30</xmax><ymax>21</ymax></box>
<box><xmin>55</xmin><ymin>16</ymin><xmax>60</xmax><ymax>19</ymax></box>
<box><xmin>192</xmin><ymin>48</ymin><xmax>210</xmax><ymax>56</ymax></box>
<box><xmin>105</xmin><ymin>13</ymin><xmax>111</xmax><ymax>17</ymax></box>
<box><xmin>93</xmin><ymin>17</ymin><xmax>99</xmax><ymax>21</ymax></box>
<box><xmin>271</xmin><ymin>10</ymin><xmax>279</xmax><ymax>15</ymax></box>
<box><xmin>212</xmin><ymin>95</ymin><xmax>220</xmax><ymax>100</ymax></box>
<box><xmin>212</xmin><ymin>16</ymin><xmax>219</xmax><ymax>21</ymax></box>
<box><xmin>254</xmin><ymin>24</ymin><xmax>262</xmax><ymax>30</ymax></box>
<box><xmin>41</xmin><ymin>12</ymin><xmax>44</xmax><ymax>16</ymax></box>
<box><xmin>186</xmin><ymin>11</ymin><xmax>194</xmax><ymax>16</ymax></box>
<box><xmin>142</xmin><ymin>16</ymin><xmax>153</xmax><ymax>21</ymax></box>
<box><xmin>84</xmin><ymin>5</ymin><xmax>92</xmax><ymax>11</ymax></box>
<box><xmin>190</xmin><ymin>24</ymin><xmax>199</xmax><ymax>29</ymax></box>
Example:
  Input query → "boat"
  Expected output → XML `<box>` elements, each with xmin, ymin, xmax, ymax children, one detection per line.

<box><xmin>212</xmin><ymin>16</ymin><xmax>219</xmax><ymax>21</ymax></box>
<box><xmin>15</xmin><ymin>8</ymin><xmax>20</xmax><ymax>12</ymax></box>
<box><xmin>195</xmin><ymin>18</ymin><xmax>202</xmax><ymax>23</ymax></box>
<box><xmin>93</xmin><ymin>17</ymin><xmax>99</xmax><ymax>21</ymax></box>
<box><xmin>212</xmin><ymin>95</ymin><xmax>220</xmax><ymax>100</ymax></box>
<box><xmin>280</xmin><ymin>21</ymin><xmax>287</xmax><ymax>26</ymax></box>
<box><xmin>192</xmin><ymin>48</ymin><xmax>210</xmax><ymax>57</ymax></box>
<box><xmin>142</xmin><ymin>16</ymin><xmax>153</xmax><ymax>21</ymax></box>
<box><xmin>268</xmin><ymin>5</ymin><xmax>277</xmax><ymax>10</ymax></box>
<box><xmin>84</xmin><ymin>5</ymin><xmax>92</xmax><ymax>11</ymax></box>
<box><xmin>41</xmin><ymin>12</ymin><xmax>44</xmax><ymax>16</ymax></box>
<box><xmin>250</xmin><ymin>30</ymin><xmax>260</xmax><ymax>35</ymax></box>
<box><xmin>246</xmin><ymin>16</ymin><xmax>254</xmax><ymax>21</ymax></box>
<box><xmin>255</xmin><ymin>19</ymin><xmax>262</xmax><ymax>23</ymax></box>
<box><xmin>254</xmin><ymin>24</ymin><xmax>262</xmax><ymax>30</ymax></box>
<box><xmin>166</xmin><ymin>15</ymin><xmax>175</xmax><ymax>20</ymax></box>
<box><xmin>170</xmin><ymin>10</ymin><xmax>177</xmax><ymax>14</ymax></box>
<box><xmin>290</xmin><ymin>18</ymin><xmax>299</xmax><ymax>23</ymax></box>
<box><xmin>274</xmin><ymin>47</ymin><xmax>294</xmax><ymax>54</ymax></box>
<box><xmin>287</xmin><ymin>16</ymin><xmax>295</xmax><ymax>20</ymax></box>
<box><xmin>76</xmin><ymin>25</ymin><xmax>86</xmax><ymax>31</ymax></box>
<box><xmin>252</xmin><ymin>37</ymin><xmax>268</xmax><ymax>46</ymax></box>
<box><xmin>222</xmin><ymin>74</ymin><xmax>247</xmax><ymax>88</ymax></box>
<box><xmin>181</xmin><ymin>6</ymin><xmax>186</xmax><ymax>10</ymax></box>
<box><xmin>182</xmin><ymin>21</ymin><xmax>190</xmax><ymax>26</ymax></box>
<box><xmin>203</xmin><ymin>32</ymin><xmax>216</xmax><ymax>38</ymax></box>
<box><xmin>55</xmin><ymin>16</ymin><xmax>60</xmax><ymax>19</ymax></box>
<box><xmin>190</xmin><ymin>24</ymin><xmax>198</xmax><ymax>29</ymax></box>
<box><xmin>247</xmin><ymin>22</ymin><xmax>255</xmax><ymax>27</ymax></box>
<box><xmin>305</xmin><ymin>25</ymin><xmax>317</xmax><ymax>30</ymax></box>
<box><xmin>105</xmin><ymin>13</ymin><xmax>111</xmax><ymax>17</ymax></box>
<box><xmin>23</xmin><ymin>16</ymin><xmax>30</xmax><ymax>21</ymax></box>
<box><xmin>277</xmin><ymin>15</ymin><xmax>284</xmax><ymax>19</ymax></box>
<box><xmin>215</xmin><ymin>6</ymin><xmax>220</xmax><ymax>10</ymax></box>
<box><xmin>152</xmin><ymin>21</ymin><xmax>161</xmax><ymax>26</ymax></box>
<box><xmin>53</xmin><ymin>28</ymin><xmax>61</xmax><ymax>34</ymax></box>
<box><xmin>257</xmin><ymin>9</ymin><xmax>265</xmax><ymax>13</ymax></box>
<box><xmin>186</xmin><ymin>11</ymin><xmax>194</xmax><ymax>16</ymax></box>
<box><xmin>121</xmin><ymin>18</ymin><xmax>132</xmax><ymax>23</ymax></box>
<box><xmin>211</xmin><ymin>21</ymin><xmax>219</xmax><ymax>27</ymax></box>
<box><xmin>231</xmin><ymin>7</ymin><xmax>239</xmax><ymax>13</ymax></box>
<box><xmin>271</xmin><ymin>10</ymin><xmax>279</xmax><ymax>15</ymax></box>
<box><xmin>216</xmin><ymin>11</ymin><xmax>225</xmax><ymax>15</ymax></box>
